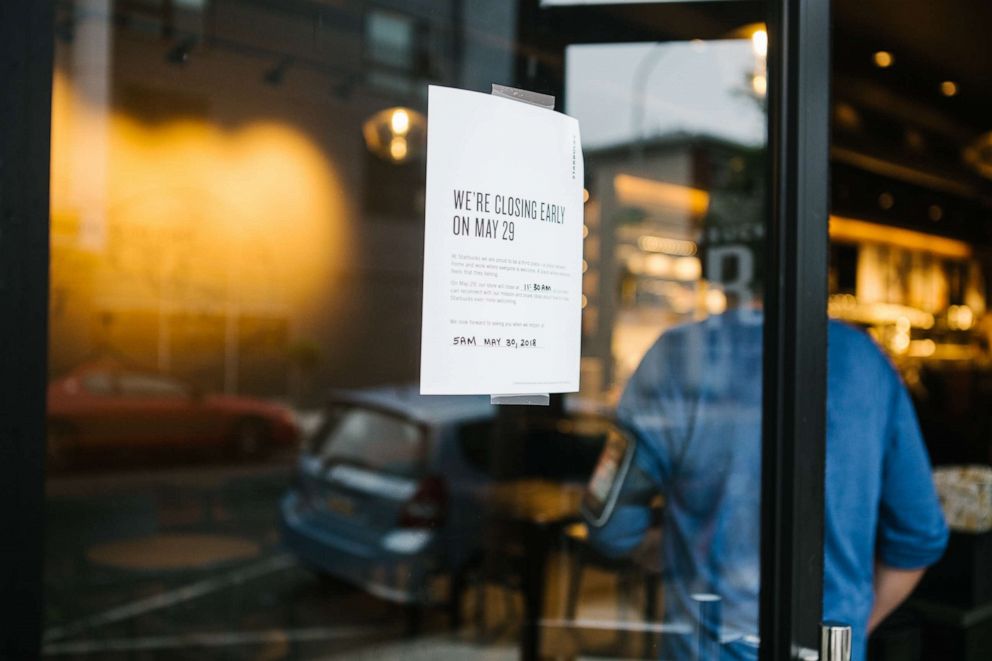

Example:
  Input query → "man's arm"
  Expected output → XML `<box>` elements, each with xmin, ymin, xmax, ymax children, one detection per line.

<box><xmin>870</xmin><ymin>360</ymin><xmax>948</xmax><ymax>632</ymax></box>
<box><xmin>867</xmin><ymin>563</ymin><xmax>925</xmax><ymax>632</ymax></box>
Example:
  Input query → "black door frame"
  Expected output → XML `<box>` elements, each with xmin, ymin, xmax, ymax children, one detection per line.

<box><xmin>760</xmin><ymin>0</ymin><xmax>830</xmax><ymax>657</ymax></box>
<box><xmin>0</xmin><ymin>0</ymin><xmax>54</xmax><ymax>658</ymax></box>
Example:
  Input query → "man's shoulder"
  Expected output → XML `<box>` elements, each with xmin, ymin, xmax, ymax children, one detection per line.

<box><xmin>826</xmin><ymin>320</ymin><xmax>906</xmax><ymax>413</ymax></box>
<box><xmin>828</xmin><ymin>320</ymin><xmax>892</xmax><ymax>370</ymax></box>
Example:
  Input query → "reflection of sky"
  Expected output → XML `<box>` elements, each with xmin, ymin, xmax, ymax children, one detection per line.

<box><xmin>565</xmin><ymin>40</ymin><xmax>766</xmax><ymax>149</ymax></box>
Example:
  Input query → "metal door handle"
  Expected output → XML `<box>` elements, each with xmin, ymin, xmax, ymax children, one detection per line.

<box><xmin>820</xmin><ymin>623</ymin><xmax>852</xmax><ymax>661</ymax></box>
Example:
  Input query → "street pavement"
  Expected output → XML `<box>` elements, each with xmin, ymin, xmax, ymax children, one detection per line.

<box><xmin>45</xmin><ymin>450</ymin><xmax>409</xmax><ymax>659</ymax></box>
<box><xmin>43</xmin><ymin>449</ymin><xmax>654</xmax><ymax>660</ymax></box>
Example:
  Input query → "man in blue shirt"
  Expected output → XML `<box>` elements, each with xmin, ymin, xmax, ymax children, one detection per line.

<box><xmin>587</xmin><ymin>310</ymin><xmax>949</xmax><ymax>660</ymax></box>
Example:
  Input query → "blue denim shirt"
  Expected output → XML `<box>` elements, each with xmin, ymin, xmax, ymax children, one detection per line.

<box><xmin>589</xmin><ymin>312</ymin><xmax>948</xmax><ymax>660</ymax></box>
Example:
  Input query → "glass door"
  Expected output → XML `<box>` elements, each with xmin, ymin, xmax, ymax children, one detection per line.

<box><xmin>527</xmin><ymin>3</ymin><xmax>774</xmax><ymax>660</ymax></box>
<box><xmin>35</xmin><ymin>0</ymin><xmax>829</xmax><ymax>660</ymax></box>
<box><xmin>506</xmin><ymin>1</ymin><xmax>829</xmax><ymax>659</ymax></box>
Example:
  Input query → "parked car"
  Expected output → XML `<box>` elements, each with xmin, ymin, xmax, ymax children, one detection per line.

<box><xmin>279</xmin><ymin>386</ymin><xmax>610</xmax><ymax>619</ymax></box>
<box><xmin>47</xmin><ymin>360</ymin><xmax>300</xmax><ymax>466</ymax></box>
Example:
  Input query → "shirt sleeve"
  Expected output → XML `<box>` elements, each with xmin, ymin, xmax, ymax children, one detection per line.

<box><xmin>615</xmin><ymin>332</ymin><xmax>691</xmax><ymax>488</ymax></box>
<box><xmin>876</xmin><ymin>370</ymin><xmax>949</xmax><ymax>569</ymax></box>
<box><xmin>586</xmin><ymin>333</ymin><xmax>685</xmax><ymax>557</ymax></box>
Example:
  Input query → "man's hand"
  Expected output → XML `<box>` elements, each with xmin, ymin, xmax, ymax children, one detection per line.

<box><xmin>867</xmin><ymin>563</ymin><xmax>925</xmax><ymax>632</ymax></box>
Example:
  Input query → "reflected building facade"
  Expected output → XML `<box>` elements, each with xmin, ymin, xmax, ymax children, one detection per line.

<box><xmin>50</xmin><ymin>0</ymin><xmax>517</xmax><ymax>398</ymax></box>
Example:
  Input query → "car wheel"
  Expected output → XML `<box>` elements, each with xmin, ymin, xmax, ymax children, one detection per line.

<box><xmin>232</xmin><ymin>418</ymin><xmax>270</xmax><ymax>460</ymax></box>
<box><xmin>47</xmin><ymin>422</ymin><xmax>77</xmax><ymax>472</ymax></box>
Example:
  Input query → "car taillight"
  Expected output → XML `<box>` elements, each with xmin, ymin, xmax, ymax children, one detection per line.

<box><xmin>398</xmin><ymin>475</ymin><xmax>447</xmax><ymax>529</ymax></box>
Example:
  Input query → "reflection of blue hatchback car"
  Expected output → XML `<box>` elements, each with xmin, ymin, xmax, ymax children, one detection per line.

<box><xmin>279</xmin><ymin>387</ymin><xmax>607</xmax><ymax>612</ymax></box>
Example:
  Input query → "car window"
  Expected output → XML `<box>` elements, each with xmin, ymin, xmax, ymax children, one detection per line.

<box><xmin>118</xmin><ymin>373</ymin><xmax>188</xmax><ymax>398</ymax></box>
<box><xmin>311</xmin><ymin>406</ymin><xmax>426</xmax><ymax>478</ymax></box>
<box><xmin>81</xmin><ymin>372</ymin><xmax>114</xmax><ymax>396</ymax></box>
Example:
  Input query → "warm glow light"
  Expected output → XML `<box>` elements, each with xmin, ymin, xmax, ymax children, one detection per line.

<box><xmin>751</xmin><ymin>74</ymin><xmax>767</xmax><ymax>98</ymax></box>
<box><xmin>389</xmin><ymin>136</ymin><xmax>408</xmax><ymax>161</ymax></box>
<box><xmin>731</xmin><ymin>22</ymin><xmax>767</xmax><ymax>44</ymax></box>
<box><xmin>908</xmin><ymin>339</ymin><xmax>936</xmax><ymax>358</ymax></box>
<box><xmin>948</xmin><ymin>305</ymin><xmax>975</xmax><ymax>330</ymax></box>
<box><xmin>581</xmin><ymin>294</ymin><xmax>588</xmax><ymax>309</ymax></box>
<box><xmin>873</xmin><ymin>51</ymin><xmax>894</xmax><ymax>68</ymax></box>
<box><xmin>637</xmin><ymin>235</ymin><xmax>697</xmax><ymax>257</ymax></box>
<box><xmin>828</xmin><ymin>295</ymin><xmax>936</xmax><ymax>330</ymax></box>
<box><xmin>362</xmin><ymin>107</ymin><xmax>424</xmax><ymax>163</ymax></box>
<box><xmin>582</xmin><ymin>224</ymin><xmax>589</xmax><ymax>238</ymax></box>
<box><xmin>891</xmin><ymin>330</ymin><xmax>910</xmax><ymax>354</ymax></box>
<box><xmin>705</xmin><ymin>288</ymin><xmax>727</xmax><ymax>315</ymax></box>
<box><xmin>940</xmin><ymin>81</ymin><xmax>958</xmax><ymax>97</ymax></box>
<box><xmin>581</xmin><ymin>259</ymin><xmax>588</xmax><ymax>273</ymax></box>
<box><xmin>751</xmin><ymin>29</ymin><xmax>768</xmax><ymax>59</ymax></box>
<box><xmin>964</xmin><ymin>131</ymin><xmax>992</xmax><ymax>179</ymax></box>
<box><xmin>834</xmin><ymin>103</ymin><xmax>862</xmax><ymax>130</ymax></box>
<box><xmin>644</xmin><ymin>253</ymin><xmax>672</xmax><ymax>277</ymax></box>
<box><xmin>673</xmin><ymin>256</ymin><xmax>702</xmax><ymax>282</ymax></box>
<box><xmin>49</xmin><ymin>66</ymin><xmax>352</xmax><ymax>380</ymax></box>
<box><xmin>613</xmin><ymin>174</ymin><xmax>710</xmax><ymax>217</ymax></box>
<box><xmin>390</xmin><ymin>108</ymin><xmax>410</xmax><ymax>136</ymax></box>
<box><xmin>582</xmin><ymin>188</ymin><xmax>590</xmax><ymax>203</ymax></box>
<box><xmin>830</xmin><ymin>215</ymin><xmax>971</xmax><ymax>259</ymax></box>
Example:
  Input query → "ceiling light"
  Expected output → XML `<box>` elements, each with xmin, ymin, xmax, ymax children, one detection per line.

<box><xmin>751</xmin><ymin>29</ymin><xmax>768</xmax><ymax>59</ymax></box>
<box><xmin>751</xmin><ymin>74</ymin><xmax>767</xmax><ymax>98</ymax></box>
<box><xmin>873</xmin><ymin>51</ymin><xmax>893</xmax><ymax>68</ymax></box>
<box><xmin>834</xmin><ymin>103</ymin><xmax>862</xmax><ymax>130</ymax></box>
<box><xmin>390</xmin><ymin>108</ymin><xmax>410</xmax><ymax>136</ymax></box>
<box><xmin>362</xmin><ymin>107</ymin><xmax>425</xmax><ymax>163</ymax></box>
<box><xmin>389</xmin><ymin>137</ymin><xmax>408</xmax><ymax>162</ymax></box>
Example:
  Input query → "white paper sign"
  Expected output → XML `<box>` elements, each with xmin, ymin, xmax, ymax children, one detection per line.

<box><xmin>420</xmin><ymin>85</ymin><xmax>584</xmax><ymax>396</ymax></box>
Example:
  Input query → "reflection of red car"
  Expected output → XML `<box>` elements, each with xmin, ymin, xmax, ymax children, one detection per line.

<box><xmin>46</xmin><ymin>361</ymin><xmax>299</xmax><ymax>465</ymax></box>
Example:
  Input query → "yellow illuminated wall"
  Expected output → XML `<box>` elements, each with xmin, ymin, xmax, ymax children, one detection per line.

<box><xmin>50</xmin><ymin>66</ymin><xmax>355</xmax><ymax>388</ymax></box>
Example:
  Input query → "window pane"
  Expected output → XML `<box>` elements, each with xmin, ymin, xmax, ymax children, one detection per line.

<box><xmin>45</xmin><ymin>2</ymin><xmax>773</xmax><ymax>660</ymax></box>
<box><xmin>566</xmin><ymin>34</ymin><xmax>768</xmax><ymax>659</ymax></box>
<box><xmin>312</xmin><ymin>407</ymin><xmax>425</xmax><ymax>477</ymax></box>
<box><xmin>366</xmin><ymin>10</ymin><xmax>415</xmax><ymax>69</ymax></box>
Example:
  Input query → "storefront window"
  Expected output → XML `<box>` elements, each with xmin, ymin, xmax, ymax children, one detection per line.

<box><xmin>43</xmin><ymin>2</ymin><xmax>775</xmax><ymax>659</ymax></box>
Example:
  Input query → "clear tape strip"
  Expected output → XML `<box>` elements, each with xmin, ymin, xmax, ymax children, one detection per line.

<box><xmin>491</xmin><ymin>83</ymin><xmax>555</xmax><ymax>110</ymax></box>
<box><xmin>491</xmin><ymin>393</ymin><xmax>550</xmax><ymax>406</ymax></box>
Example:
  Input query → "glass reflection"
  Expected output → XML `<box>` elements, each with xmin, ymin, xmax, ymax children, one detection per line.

<box><xmin>45</xmin><ymin>2</ymin><xmax>769</xmax><ymax>659</ymax></box>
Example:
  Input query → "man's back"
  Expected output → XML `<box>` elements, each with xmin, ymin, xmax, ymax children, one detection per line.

<box><xmin>591</xmin><ymin>311</ymin><xmax>947</xmax><ymax>660</ymax></box>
